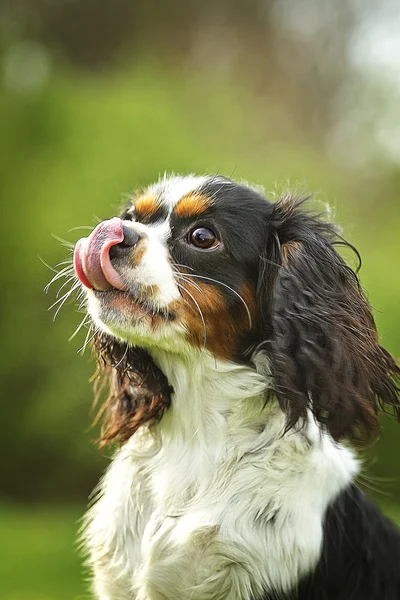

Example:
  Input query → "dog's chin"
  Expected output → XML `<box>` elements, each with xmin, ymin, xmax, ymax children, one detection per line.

<box><xmin>87</xmin><ymin>288</ymin><xmax>183</xmax><ymax>350</ymax></box>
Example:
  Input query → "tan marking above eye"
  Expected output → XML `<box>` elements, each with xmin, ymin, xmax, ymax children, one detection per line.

<box><xmin>134</xmin><ymin>195</ymin><xmax>159</xmax><ymax>219</ymax></box>
<box><xmin>174</xmin><ymin>193</ymin><xmax>210</xmax><ymax>218</ymax></box>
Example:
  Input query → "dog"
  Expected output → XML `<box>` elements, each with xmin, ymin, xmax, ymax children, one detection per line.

<box><xmin>72</xmin><ymin>175</ymin><xmax>400</xmax><ymax>599</ymax></box>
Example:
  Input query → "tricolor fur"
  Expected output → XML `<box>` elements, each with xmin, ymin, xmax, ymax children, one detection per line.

<box><xmin>69</xmin><ymin>175</ymin><xmax>400</xmax><ymax>599</ymax></box>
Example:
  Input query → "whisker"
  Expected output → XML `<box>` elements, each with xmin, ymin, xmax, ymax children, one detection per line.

<box><xmin>51</xmin><ymin>233</ymin><xmax>75</xmax><ymax>248</ymax></box>
<box><xmin>47</xmin><ymin>262</ymin><xmax>74</xmax><ymax>276</ymax></box>
<box><xmin>113</xmin><ymin>343</ymin><xmax>129</xmax><ymax>369</ymax></box>
<box><xmin>45</xmin><ymin>266</ymin><xmax>75</xmax><ymax>292</ymax></box>
<box><xmin>179</xmin><ymin>279</ymin><xmax>205</xmax><ymax>297</ymax></box>
<box><xmin>50</xmin><ymin>264</ymin><xmax>74</xmax><ymax>277</ymax></box>
<box><xmin>53</xmin><ymin>258</ymin><xmax>74</xmax><ymax>267</ymax></box>
<box><xmin>67</xmin><ymin>225</ymin><xmax>94</xmax><ymax>232</ymax></box>
<box><xmin>44</xmin><ymin>232</ymin><xmax>91</xmax><ymax>341</ymax></box>
<box><xmin>69</xmin><ymin>314</ymin><xmax>91</xmax><ymax>342</ymax></box>
<box><xmin>50</xmin><ymin>263</ymin><xmax>74</xmax><ymax>276</ymax></box>
<box><xmin>78</xmin><ymin>326</ymin><xmax>98</xmax><ymax>355</ymax></box>
<box><xmin>176</xmin><ymin>282</ymin><xmax>207</xmax><ymax>351</ymax></box>
<box><xmin>39</xmin><ymin>255</ymin><xmax>60</xmax><ymax>274</ymax></box>
<box><xmin>172</xmin><ymin>263</ymin><xmax>195</xmax><ymax>272</ymax></box>
<box><xmin>53</xmin><ymin>296</ymin><xmax>73</xmax><ymax>322</ymax></box>
<box><xmin>56</xmin><ymin>275</ymin><xmax>78</xmax><ymax>298</ymax></box>
<box><xmin>52</xmin><ymin>282</ymin><xmax>81</xmax><ymax>321</ymax></box>
<box><xmin>48</xmin><ymin>283</ymin><xmax>78</xmax><ymax>311</ymax></box>
<box><xmin>77</xmin><ymin>297</ymin><xmax>87</xmax><ymax>311</ymax></box>
<box><xmin>178</xmin><ymin>272</ymin><xmax>253</xmax><ymax>330</ymax></box>
<box><xmin>173</xmin><ymin>272</ymin><xmax>206</xmax><ymax>297</ymax></box>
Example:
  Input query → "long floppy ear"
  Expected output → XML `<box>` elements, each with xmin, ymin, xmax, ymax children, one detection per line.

<box><xmin>92</xmin><ymin>333</ymin><xmax>172</xmax><ymax>446</ymax></box>
<box><xmin>258</xmin><ymin>194</ymin><xmax>399</xmax><ymax>444</ymax></box>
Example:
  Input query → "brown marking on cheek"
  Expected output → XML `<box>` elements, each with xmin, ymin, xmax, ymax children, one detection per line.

<box><xmin>171</xmin><ymin>280</ymin><xmax>258</xmax><ymax>360</ymax></box>
<box><xmin>174</xmin><ymin>193</ymin><xmax>210</xmax><ymax>218</ymax></box>
<box><xmin>135</xmin><ymin>194</ymin><xmax>159</xmax><ymax>221</ymax></box>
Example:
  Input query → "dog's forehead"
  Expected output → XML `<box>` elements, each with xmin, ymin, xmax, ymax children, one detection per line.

<box><xmin>129</xmin><ymin>175</ymin><xmax>227</xmax><ymax>225</ymax></box>
<box><xmin>146</xmin><ymin>175</ymin><xmax>267</xmax><ymax>217</ymax></box>
<box><xmin>126</xmin><ymin>175</ymin><xmax>270</xmax><ymax>230</ymax></box>
<box><xmin>147</xmin><ymin>175</ymin><xmax>211</xmax><ymax>210</ymax></box>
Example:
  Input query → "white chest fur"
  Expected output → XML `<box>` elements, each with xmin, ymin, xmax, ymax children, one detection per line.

<box><xmin>83</xmin><ymin>353</ymin><xmax>358</xmax><ymax>600</ymax></box>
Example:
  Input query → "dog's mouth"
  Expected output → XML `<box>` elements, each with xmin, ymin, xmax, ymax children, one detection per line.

<box><xmin>93</xmin><ymin>288</ymin><xmax>176</xmax><ymax>322</ymax></box>
<box><xmin>73</xmin><ymin>218</ymin><xmax>176</xmax><ymax>323</ymax></box>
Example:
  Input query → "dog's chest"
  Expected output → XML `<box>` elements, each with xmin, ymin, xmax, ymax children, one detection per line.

<box><xmin>85</xmin><ymin>420</ymin><xmax>356</xmax><ymax>600</ymax></box>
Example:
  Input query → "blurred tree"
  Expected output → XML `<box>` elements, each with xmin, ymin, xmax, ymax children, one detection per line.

<box><xmin>0</xmin><ymin>0</ymin><xmax>398</xmax><ymax>504</ymax></box>
<box><xmin>0</xmin><ymin>0</ymin><xmax>373</xmax><ymax>134</ymax></box>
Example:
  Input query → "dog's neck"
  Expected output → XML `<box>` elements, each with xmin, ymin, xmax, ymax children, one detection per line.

<box><xmin>138</xmin><ymin>347</ymin><xmax>358</xmax><ymax>493</ymax></box>
<box><xmin>149</xmin><ymin>348</ymin><xmax>270</xmax><ymax>440</ymax></box>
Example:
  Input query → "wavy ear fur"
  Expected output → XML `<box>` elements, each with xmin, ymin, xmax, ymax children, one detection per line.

<box><xmin>92</xmin><ymin>333</ymin><xmax>172</xmax><ymax>446</ymax></box>
<box><xmin>258</xmin><ymin>195</ymin><xmax>400</xmax><ymax>444</ymax></box>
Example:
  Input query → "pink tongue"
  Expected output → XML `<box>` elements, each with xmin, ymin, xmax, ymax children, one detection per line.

<box><xmin>73</xmin><ymin>218</ymin><xmax>125</xmax><ymax>291</ymax></box>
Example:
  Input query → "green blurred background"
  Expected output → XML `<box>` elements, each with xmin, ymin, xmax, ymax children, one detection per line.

<box><xmin>1</xmin><ymin>1</ymin><xmax>399</xmax><ymax>598</ymax></box>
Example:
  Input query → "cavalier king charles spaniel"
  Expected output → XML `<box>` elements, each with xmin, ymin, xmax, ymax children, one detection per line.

<box><xmin>72</xmin><ymin>175</ymin><xmax>400</xmax><ymax>600</ymax></box>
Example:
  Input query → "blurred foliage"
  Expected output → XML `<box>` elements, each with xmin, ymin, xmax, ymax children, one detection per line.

<box><xmin>0</xmin><ymin>1</ymin><xmax>399</xmax><ymax>596</ymax></box>
<box><xmin>0</xmin><ymin>0</ymin><xmax>399</xmax><ymax>511</ymax></box>
<box><xmin>0</xmin><ymin>61</ymin><xmax>399</xmax><ymax>506</ymax></box>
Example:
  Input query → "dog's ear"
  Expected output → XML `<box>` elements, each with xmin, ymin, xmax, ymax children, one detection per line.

<box><xmin>92</xmin><ymin>333</ymin><xmax>172</xmax><ymax>446</ymax></box>
<box><xmin>257</xmin><ymin>195</ymin><xmax>399</xmax><ymax>444</ymax></box>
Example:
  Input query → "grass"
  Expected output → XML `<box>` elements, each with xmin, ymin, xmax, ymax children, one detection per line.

<box><xmin>0</xmin><ymin>504</ymin><xmax>89</xmax><ymax>600</ymax></box>
<box><xmin>1</xmin><ymin>503</ymin><xmax>399</xmax><ymax>599</ymax></box>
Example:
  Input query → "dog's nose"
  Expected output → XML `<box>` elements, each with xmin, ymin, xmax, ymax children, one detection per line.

<box><xmin>108</xmin><ymin>225</ymin><xmax>141</xmax><ymax>262</ymax></box>
<box><xmin>118</xmin><ymin>225</ymin><xmax>141</xmax><ymax>248</ymax></box>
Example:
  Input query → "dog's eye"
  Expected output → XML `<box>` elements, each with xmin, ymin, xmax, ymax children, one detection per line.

<box><xmin>188</xmin><ymin>227</ymin><xmax>219</xmax><ymax>250</ymax></box>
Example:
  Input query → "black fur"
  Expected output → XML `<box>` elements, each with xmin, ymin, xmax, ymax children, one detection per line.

<box><xmin>109</xmin><ymin>184</ymin><xmax>400</xmax><ymax>445</ymax></box>
<box><xmin>86</xmin><ymin>178</ymin><xmax>400</xmax><ymax>598</ymax></box>
<box><xmin>257</xmin><ymin>195</ymin><xmax>400</xmax><ymax>444</ymax></box>
<box><xmin>259</xmin><ymin>485</ymin><xmax>400</xmax><ymax>600</ymax></box>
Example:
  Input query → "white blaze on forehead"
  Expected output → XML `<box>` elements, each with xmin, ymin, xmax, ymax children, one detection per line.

<box><xmin>146</xmin><ymin>174</ymin><xmax>210</xmax><ymax>212</ymax></box>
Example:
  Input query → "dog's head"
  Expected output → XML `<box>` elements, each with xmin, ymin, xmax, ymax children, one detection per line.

<box><xmin>73</xmin><ymin>175</ymin><xmax>399</xmax><ymax>445</ymax></box>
